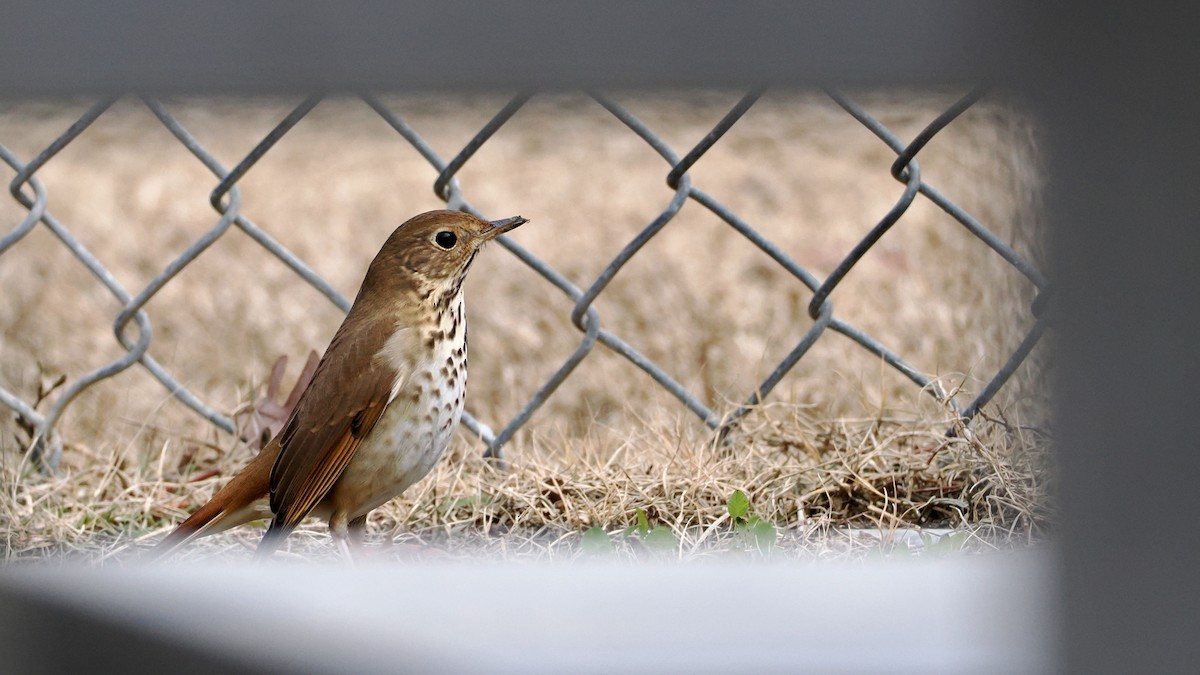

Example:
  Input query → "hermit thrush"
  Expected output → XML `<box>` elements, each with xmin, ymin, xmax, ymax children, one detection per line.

<box><xmin>150</xmin><ymin>210</ymin><xmax>526</xmax><ymax>559</ymax></box>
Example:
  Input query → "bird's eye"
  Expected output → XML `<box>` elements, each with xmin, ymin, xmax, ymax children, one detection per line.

<box><xmin>434</xmin><ymin>231</ymin><xmax>457</xmax><ymax>249</ymax></box>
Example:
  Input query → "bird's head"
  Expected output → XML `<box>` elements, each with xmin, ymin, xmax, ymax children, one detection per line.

<box><xmin>360</xmin><ymin>210</ymin><xmax>526</xmax><ymax>305</ymax></box>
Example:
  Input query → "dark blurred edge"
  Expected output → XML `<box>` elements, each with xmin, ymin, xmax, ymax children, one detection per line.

<box><xmin>2</xmin><ymin>2</ymin><xmax>1199</xmax><ymax>674</ymax></box>
<box><xmin>0</xmin><ymin>1</ymin><xmax>1034</xmax><ymax>94</ymax></box>
<box><xmin>0</xmin><ymin>583</ymin><xmax>271</xmax><ymax>675</ymax></box>
<box><xmin>1038</xmin><ymin>5</ymin><xmax>1200</xmax><ymax>675</ymax></box>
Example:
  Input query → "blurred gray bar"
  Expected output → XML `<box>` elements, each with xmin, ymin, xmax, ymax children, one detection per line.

<box><xmin>0</xmin><ymin>554</ymin><xmax>1054</xmax><ymax>674</ymax></box>
<box><xmin>0</xmin><ymin>1</ymin><xmax>1035</xmax><ymax>93</ymax></box>
<box><xmin>1039</xmin><ymin>5</ymin><xmax>1200</xmax><ymax>674</ymax></box>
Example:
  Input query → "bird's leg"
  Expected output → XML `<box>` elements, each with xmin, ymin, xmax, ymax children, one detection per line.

<box><xmin>348</xmin><ymin>514</ymin><xmax>368</xmax><ymax>547</ymax></box>
<box><xmin>328</xmin><ymin>514</ymin><xmax>363</xmax><ymax>566</ymax></box>
<box><xmin>334</xmin><ymin>536</ymin><xmax>356</xmax><ymax>565</ymax></box>
<box><xmin>346</xmin><ymin>514</ymin><xmax>370</xmax><ymax>561</ymax></box>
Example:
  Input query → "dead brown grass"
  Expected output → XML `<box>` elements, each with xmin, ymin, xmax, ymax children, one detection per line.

<box><xmin>0</xmin><ymin>90</ymin><xmax>1050</xmax><ymax>561</ymax></box>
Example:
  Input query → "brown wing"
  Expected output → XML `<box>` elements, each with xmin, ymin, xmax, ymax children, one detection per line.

<box><xmin>267</xmin><ymin>319</ymin><xmax>406</xmax><ymax>532</ymax></box>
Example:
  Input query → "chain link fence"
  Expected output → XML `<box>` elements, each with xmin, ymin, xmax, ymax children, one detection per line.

<box><xmin>1</xmin><ymin>89</ymin><xmax>1047</xmax><ymax>471</ymax></box>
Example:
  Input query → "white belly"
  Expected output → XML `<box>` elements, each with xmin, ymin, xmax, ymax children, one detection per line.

<box><xmin>327</xmin><ymin>340</ymin><xmax>466</xmax><ymax>521</ymax></box>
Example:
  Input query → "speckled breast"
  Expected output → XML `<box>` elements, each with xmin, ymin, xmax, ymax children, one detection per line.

<box><xmin>331</xmin><ymin>295</ymin><xmax>468</xmax><ymax>520</ymax></box>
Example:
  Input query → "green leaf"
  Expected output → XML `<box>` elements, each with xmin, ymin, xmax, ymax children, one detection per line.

<box><xmin>727</xmin><ymin>489</ymin><xmax>750</xmax><ymax>521</ymax></box>
<box><xmin>750</xmin><ymin>520</ymin><xmax>777</xmax><ymax>552</ymax></box>
<box><xmin>636</xmin><ymin>508</ymin><xmax>650</xmax><ymax>535</ymax></box>
<box><xmin>581</xmin><ymin>527</ymin><xmax>613</xmax><ymax>555</ymax></box>
<box><xmin>643</xmin><ymin>527</ymin><xmax>679</xmax><ymax>552</ymax></box>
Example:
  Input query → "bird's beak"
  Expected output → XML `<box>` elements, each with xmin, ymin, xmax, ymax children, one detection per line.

<box><xmin>483</xmin><ymin>216</ymin><xmax>527</xmax><ymax>239</ymax></box>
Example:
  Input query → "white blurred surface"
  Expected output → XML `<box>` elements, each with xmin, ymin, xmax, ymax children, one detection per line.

<box><xmin>0</xmin><ymin>550</ymin><xmax>1055</xmax><ymax>674</ymax></box>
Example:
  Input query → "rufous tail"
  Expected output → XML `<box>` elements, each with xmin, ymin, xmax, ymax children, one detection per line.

<box><xmin>146</xmin><ymin>441</ymin><xmax>280</xmax><ymax>562</ymax></box>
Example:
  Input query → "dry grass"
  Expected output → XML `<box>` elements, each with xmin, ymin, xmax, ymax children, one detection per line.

<box><xmin>0</xmin><ymin>90</ymin><xmax>1050</xmax><ymax>562</ymax></box>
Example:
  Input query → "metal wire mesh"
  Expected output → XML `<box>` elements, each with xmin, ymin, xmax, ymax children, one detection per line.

<box><xmin>1</xmin><ymin>90</ymin><xmax>1047</xmax><ymax>470</ymax></box>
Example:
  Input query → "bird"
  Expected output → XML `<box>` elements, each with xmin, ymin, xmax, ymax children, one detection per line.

<box><xmin>150</xmin><ymin>209</ymin><xmax>526</xmax><ymax>560</ymax></box>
